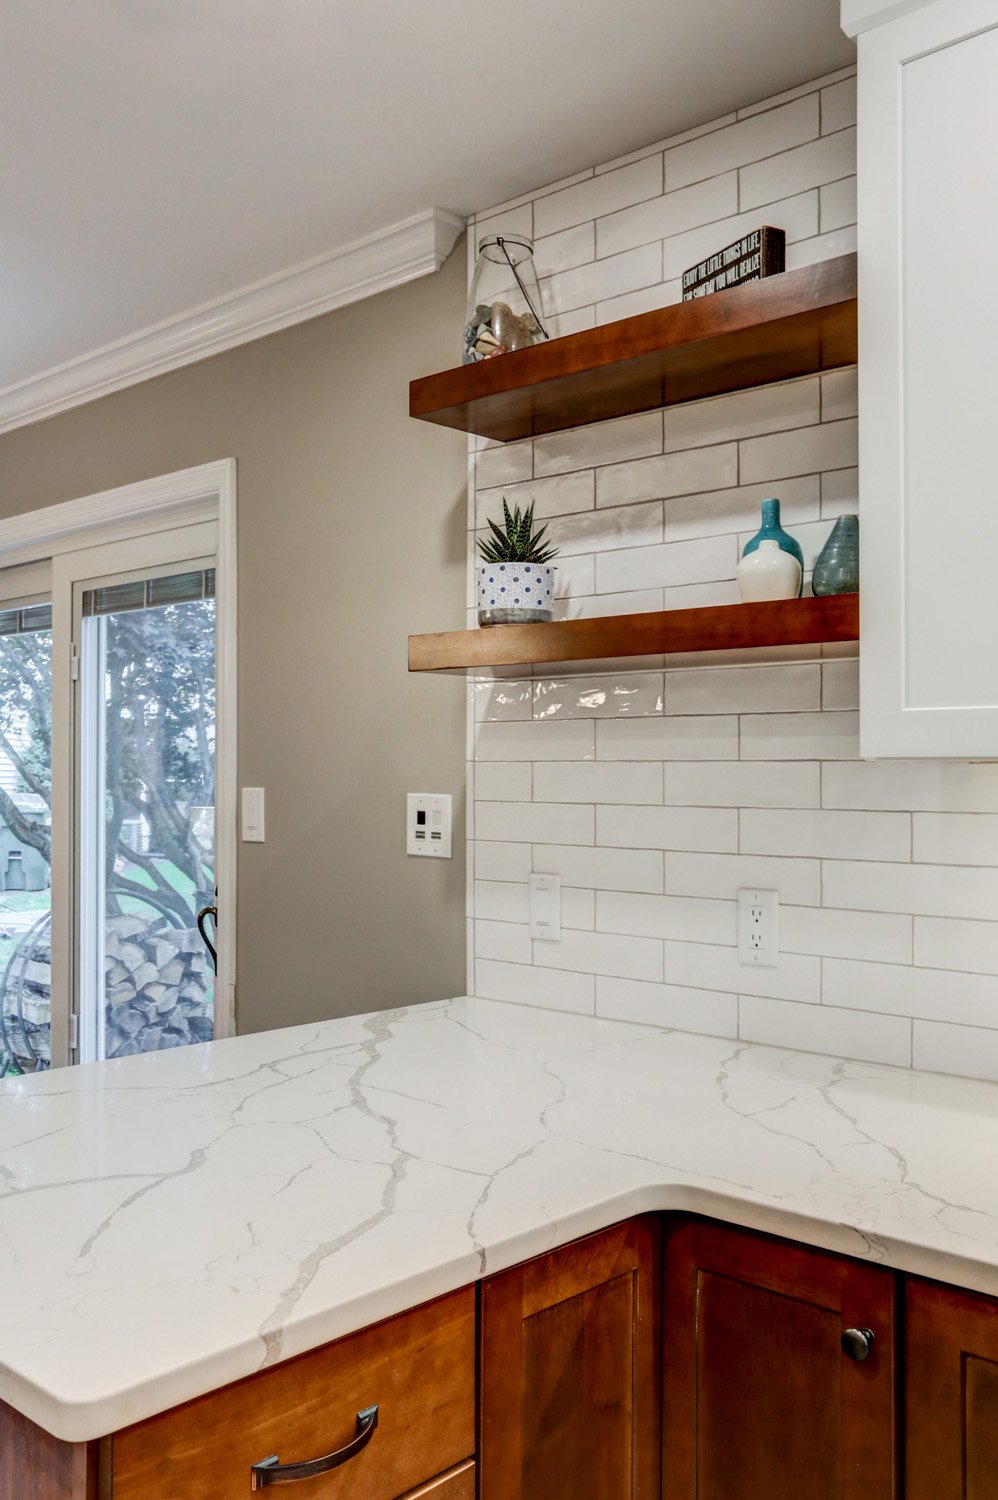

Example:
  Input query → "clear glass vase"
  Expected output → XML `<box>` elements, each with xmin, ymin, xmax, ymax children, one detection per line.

<box><xmin>464</xmin><ymin>236</ymin><xmax>549</xmax><ymax>365</ymax></box>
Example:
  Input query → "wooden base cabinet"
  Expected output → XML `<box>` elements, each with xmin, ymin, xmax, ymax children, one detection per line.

<box><xmin>662</xmin><ymin>1219</ymin><xmax>898</xmax><ymax>1499</ymax></box>
<box><xmin>479</xmin><ymin>1216</ymin><xmax>662</xmax><ymax>1500</ymax></box>
<box><xmin>906</xmin><ymin>1279</ymin><xmax>998</xmax><ymax>1500</ymax></box>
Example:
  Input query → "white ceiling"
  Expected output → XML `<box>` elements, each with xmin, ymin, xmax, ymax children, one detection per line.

<box><xmin>1</xmin><ymin>0</ymin><xmax>853</xmax><ymax>394</ymax></box>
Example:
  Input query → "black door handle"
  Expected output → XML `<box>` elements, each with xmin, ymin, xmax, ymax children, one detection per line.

<box><xmin>841</xmin><ymin>1327</ymin><xmax>875</xmax><ymax>1362</ymax></box>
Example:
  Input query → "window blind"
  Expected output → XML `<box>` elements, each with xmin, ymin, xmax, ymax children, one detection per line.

<box><xmin>82</xmin><ymin>568</ymin><xmax>215</xmax><ymax>618</ymax></box>
<box><xmin>0</xmin><ymin>602</ymin><xmax>52</xmax><ymax>635</ymax></box>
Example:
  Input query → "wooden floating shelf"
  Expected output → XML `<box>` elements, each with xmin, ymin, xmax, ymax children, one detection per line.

<box><xmin>410</xmin><ymin>254</ymin><xmax>857</xmax><ymax>443</ymax></box>
<box><xmin>408</xmin><ymin>594</ymin><xmax>859</xmax><ymax>673</ymax></box>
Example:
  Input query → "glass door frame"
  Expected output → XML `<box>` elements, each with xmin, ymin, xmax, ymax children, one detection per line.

<box><xmin>25</xmin><ymin>461</ymin><xmax>239</xmax><ymax>1068</ymax></box>
<box><xmin>69</xmin><ymin>532</ymin><xmax>219</xmax><ymax>1064</ymax></box>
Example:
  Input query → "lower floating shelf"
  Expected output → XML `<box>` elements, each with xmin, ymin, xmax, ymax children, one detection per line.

<box><xmin>408</xmin><ymin>594</ymin><xmax>859</xmax><ymax>672</ymax></box>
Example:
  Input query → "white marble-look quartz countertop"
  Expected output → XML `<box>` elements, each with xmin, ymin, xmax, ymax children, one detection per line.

<box><xmin>2</xmin><ymin>995</ymin><xmax>998</xmax><ymax>1441</ymax></box>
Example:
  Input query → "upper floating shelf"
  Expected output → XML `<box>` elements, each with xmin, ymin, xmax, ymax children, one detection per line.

<box><xmin>410</xmin><ymin>254</ymin><xmax>858</xmax><ymax>443</ymax></box>
<box><xmin>408</xmin><ymin>595</ymin><xmax>859</xmax><ymax>673</ymax></box>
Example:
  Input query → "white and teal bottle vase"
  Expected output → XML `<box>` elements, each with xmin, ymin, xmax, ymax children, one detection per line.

<box><xmin>737</xmin><ymin>497</ymin><xmax>804</xmax><ymax>602</ymax></box>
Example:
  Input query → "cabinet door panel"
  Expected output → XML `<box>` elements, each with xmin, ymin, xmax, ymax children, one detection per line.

<box><xmin>481</xmin><ymin>1217</ymin><xmax>661</xmax><ymax>1500</ymax></box>
<box><xmin>858</xmin><ymin>0</ymin><xmax>998</xmax><ymax>755</ymax></box>
<box><xmin>906</xmin><ymin>1277</ymin><xmax>998</xmax><ymax>1500</ymax></box>
<box><xmin>663</xmin><ymin>1218</ymin><xmax>896</xmax><ymax>1500</ymax></box>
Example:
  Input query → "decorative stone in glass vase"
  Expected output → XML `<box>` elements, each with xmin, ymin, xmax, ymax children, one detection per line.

<box><xmin>464</xmin><ymin>236</ymin><xmax>548</xmax><ymax>365</ymax></box>
<box><xmin>477</xmin><ymin>562</ymin><xmax>555</xmax><ymax>626</ymax></box>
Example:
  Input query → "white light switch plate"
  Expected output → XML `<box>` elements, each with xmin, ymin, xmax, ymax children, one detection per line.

<box><xmin>529</xmin><ymin>874</ymin><xmax>561</xmax><ymax>941</ymax></box>
<box><xmin>242</xmin><ymin>787</ymin><xmax>265</xmax><ymax>842</ymax></box>
<box><xmin>406</xmin><ymin>793</ymin><xmax>452</xmax><ymax>858</ymax></box>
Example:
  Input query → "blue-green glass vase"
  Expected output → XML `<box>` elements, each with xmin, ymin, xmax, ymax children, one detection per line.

<box><xmin>742</xmin><ymin>497</ymin><xmax>803</xmax><ymax>598</ymax></box>
<box><xmin>812</xmin><ymin>513</ymin><xmax>859</xmax><ymax>596</ymax></box>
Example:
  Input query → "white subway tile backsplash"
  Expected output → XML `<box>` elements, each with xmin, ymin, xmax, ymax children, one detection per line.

<box><xmin>533</xmin><ymin>155</ymin><xmax>663</xmax><ymax>238</ymax></box>
<box><xmin>597</xmin><ymin>715</ymin><xmax>740</xmax><ymax>761</ymax></box>
<box><xmin>740</xmin><ymin>128</ymin><xmax>856</xmax><ymax>211</ymax></box>
<box><xmin>666</xmin><ymin>851</ymin><xmax>821</xmax><ymax>905</ymax></box>
<box><xmin>664</xmin><ymin>379</ymin><xmax>819</xmax><ymax>451</ymax></box>
<box><xmin>543</xmin><ymin>243</ymin><xmax>662</xmax><ymax>315</ymax></box>
<box><xmin>533</xmin><ymin>673</ymin><xmax>664</xmax><ymax>720</ymax></box>
<box><xmin>739</xmin><ymin>419</ymin><xmax>858</xmax><ymax>484</ymax></box>
<box><xmin>665</xmin><ymin>760</ymin><xmax>820</xmax><ymax>809</ymax></box>
<box><xmin>546</xmin><ymin>501</ymin><xmax>663</xmax><ymax>558</ymax></box>
<box><xmin>913</xmin><ymin>1021</ymin><xmax>998</xmax><ymax>1083</ymax></box>
<box><xmin>823</xmin><ymin>760</ymin><xmax>998</xmax><ymax>813</ymax></box>
<box><xmin>597</xmin><ymin>534</ymin><xmax>737</xmax><ymax>594</ymax></box>
<box><xmin>665</xmin><ymin>940</ymin><xmax>820</xmax><ymax>1003</ymax></box>
<box><xmin>740</xmin><ymin>711</ymin><xmax>859</xmax><ymax>761</ymax></box>
<box><xmin>662</xmin><ymin>191</ymin><xmax>819</xmax><ymax>280</ymax></box>
<box><xmin>667</xmin><ymin>96</ymin><xmax>819</xmax><ymax>190</ymax></box>
<box><xmin>822</xmin><ymin>861</ymin><xmax>998</xmax><ymax>921</ymax></box>
<box><xmin>821</xmin><ymin>77</ymin><xmax>857</xmax><ymax>135</ymax></box>
<box><xmin>825</xmin><ymin>958</ymin><xmax>998</xmax><ymax>1030</ymax></box>
<box><xmin>477</xmin><ymin>471</ymin><xmax>595</xmax><ymax>528</ymax></box>
<box><xmin>663</xmin><ymin>476</ymin><xmax>820</xmax><ymax>542</ymax></box>
<box><xmin>535</xmin><ymin>413</ymin><xmax>662</xmax><ymax>478</ymax></box>
<box><xmin>820</xmin><ymin>468</ymin><xmax>859</xmax><ymax>518</ymax></box>
<box><xmin>737</xmin><ymin>67</ymin><xmax>855</xmax><ymax>119</ymax></box>
<box><xmin>475</xmin><ymin>719</ymin><xmax>595</xmax><ymax>761</ymax></box>
<box><xmin>597</xmin><ymin>976</ymin><xmax>738</xmax><ymax>1036</ymax></box>
<box><xmin>534</xmin><ymin>760</ymin><xmax>664</xmax><ymax>804</ymax></box>
<box><xmin>668</xmin><ymin>663</ymin><xmax>820</xmax><ymax>716</ymax></box>
<box><xmin>741</xmin><ymin>809</ymin><xmax>911</xmax><ymax>862</ymax></box>
<box><xmin>819</xmin><ymin>176</ymin><xmax>857</xmax><ymax>233</ymax></box>
<box><xmin>597</xmin><ymin>892</ymin><xmax>735</xmax><ymax>944</ymax></box>
<box><xmin>597</xmin><ymin>173</ymin><xmax>738</xmax><ymax>259</ymax></box>
<box><xmin>475</xmin><ymin>841</ymin><xmax>533</xmax><ymax>883</ymax></box>
<box><xmin>914</xmin><ymin>916</ymin><xmax>998</xmax><ymax>976</ymax></box>
<box><xmin>913</xmin><ymin>813</ymin><xmax>998</xmax><ymax>866</ymax></box>
<box><xmin>782</xmin><ymin>906</ymin><xmax>912</xmax><ymax>964</ymax></box>
<box><xmin>476</xmin><ymin>918</ymin><xmax>533</xmax><ymax>964</ymax></box>
<box><xmin>475</xmin><ymin>801</ymin><xmax>594</xmax><ymax>846</ymax></box>
<box><xmin>739</xmin><ymin>996</ymin><xmax>912</xmax><ymax>1068</ymax></box>
<box><xmin>821</xmin><ymin>659</ymin><xmax>859</xmax><ymax>711</ymax></box>
<box><xmin>467</xmin><ymin>75</ymin><xmax>998</xmax><ymax>1084</ymax></box>
<box><xmin>533</xmin><ymin>844</ymin><xmax>664</xmax><ymax>893</ymax></box>
<box><xmin>476</xmin><ymin>440</ymin><xmax>533</xmax><ymax>490</ymax></box>
<box><xmin>598</xmin><ymin>804</ymin><xmax>738</xmax><ymax>853</ymax></box>
<box><xmin>596</xmin><ymin>445</ymin><xmax>739</xmax><ymax>508</ymax></box>
<box><xmin>475</xmin><ymin>762</ymin><xmax>533</xmax><ymax>801</ymax></box>
<box><xmin>475</xmin><ymin>958</ymin><xmax>595</xmax><ymax>1015</ymax></box>
<box><xmin>535</xmin><ymin>928</ymin><xmax>663</xmax><ymax>981</ymax></box>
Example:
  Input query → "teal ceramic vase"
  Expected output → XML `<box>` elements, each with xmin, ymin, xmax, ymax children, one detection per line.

<box><xmin>742</xmin><ymin>498</ymin><xmax>803</xmax><ymax>597</ymax></box>
<box><xmin>812</xmin><ymin>514</ymin><xmax>859</xmax><ymax>596</ymax></box>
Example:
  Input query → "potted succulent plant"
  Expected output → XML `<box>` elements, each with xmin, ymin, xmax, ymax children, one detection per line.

<box><xmin>477</xmin><ymin>499</ymin><xmax>559</xmax><ymax>626</ymax></box>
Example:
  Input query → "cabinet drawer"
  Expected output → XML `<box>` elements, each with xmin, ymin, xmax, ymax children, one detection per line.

<box><xmin>106</xmin><ymin>1288</ymin><xmax>475</xmax><ymax>1500</ymax></box>
<box><xmin>400</xmin><ymin>1460</ymin><xmax>475</xmax><ymax>1498</ymax></box>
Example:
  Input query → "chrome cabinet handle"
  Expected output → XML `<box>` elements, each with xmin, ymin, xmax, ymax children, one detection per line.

<box><xmin>251</xmin><ymin>1405</ymin><xmax>379</xmax><ymax>1488</ymax></box>
<box><xmin>841</xmin><ymin>1327</ymin><xmax>875</xmax><ymax>1362</ymax></box>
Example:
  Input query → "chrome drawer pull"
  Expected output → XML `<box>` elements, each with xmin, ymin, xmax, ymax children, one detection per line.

<box><xmin>251</xmin><ymin>1404</ymin><xmax>379</xmax><ymax>1488</ymax></box>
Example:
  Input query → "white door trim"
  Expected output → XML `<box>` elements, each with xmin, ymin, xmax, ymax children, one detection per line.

<box><xmin>0</xmin><ymin>460</ymin><xmax>237</xmax><ymax>1062</ymax></box>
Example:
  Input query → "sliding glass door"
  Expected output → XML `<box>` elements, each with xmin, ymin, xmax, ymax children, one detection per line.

<box><xmin>75</xmin><ymin>559</ymin><xmax>217</xmax><ymax>1062</ymax></box>
<box><xmin>0</xmin><ymin>565</ymin><xmax>53</xmax><ymax>1076</ymax></box>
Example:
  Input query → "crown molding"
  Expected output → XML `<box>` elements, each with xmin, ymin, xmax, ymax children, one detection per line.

<box><xmin>0</xmin><ymin>208</ymin><xmax>466</xmax><ymax>436</ymax></box>
<box><xmin>840</xmin><ymin>0</ymin><xmax>937</xmax><ymax>35</ymax></box>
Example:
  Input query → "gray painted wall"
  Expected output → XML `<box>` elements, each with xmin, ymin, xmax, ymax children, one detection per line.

<box><xmin>0</xmin><ymin>245</ymin><xmax>469</xmax><ymax>1034</ymax></box>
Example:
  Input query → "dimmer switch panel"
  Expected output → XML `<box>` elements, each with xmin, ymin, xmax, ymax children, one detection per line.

<box><xmin>406</xmin><ymin>793</ymin><xmax>452</xmax><ymax>858</ymax></box>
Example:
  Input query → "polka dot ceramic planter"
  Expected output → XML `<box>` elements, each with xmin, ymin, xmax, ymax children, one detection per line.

<box><xmin>477</xmin><ymin>562</ymin><xmax>555</xmax><ymax>626</ymax></box>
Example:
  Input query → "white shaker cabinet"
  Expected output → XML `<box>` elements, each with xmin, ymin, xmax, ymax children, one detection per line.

<box><xmin>846</xmin><ymin>0</ymin><xmax>998</xmax><ymax>757</ymax></box>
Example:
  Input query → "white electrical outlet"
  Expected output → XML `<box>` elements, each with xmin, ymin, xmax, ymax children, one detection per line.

<box><xmin>737</xmin><ymin>888</ymin><xmax>779</xmax><ymax>968</ymax></box>
<box><xmin>528</xmin><ymin>874</ymin><xmax>561</xmax><ymax>941</ymax></box>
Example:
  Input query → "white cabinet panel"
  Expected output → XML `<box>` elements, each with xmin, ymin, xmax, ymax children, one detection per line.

<box><xmin>856</xmin><ymin>0</ymin><xmax>998</xmax><ymax>756</ymax></box>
